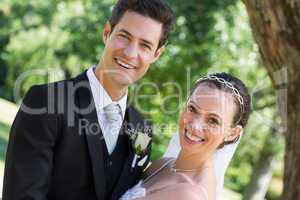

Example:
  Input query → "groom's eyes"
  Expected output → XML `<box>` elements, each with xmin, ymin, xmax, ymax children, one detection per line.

<box><xmin>140</xmin><ymin>43</ymin><xmax>152</xmax><ymax>51</ymax></box>
<box><xmin>117</xmin><ymin>33</ymin><xmax>131</xmax><ymax>40</ymax></box>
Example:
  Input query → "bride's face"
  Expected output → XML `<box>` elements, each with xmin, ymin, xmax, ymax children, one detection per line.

<box><xmin>178</xmin><ymin>84</ymin><xmax>241</xmax><ymax>155</ymax></box>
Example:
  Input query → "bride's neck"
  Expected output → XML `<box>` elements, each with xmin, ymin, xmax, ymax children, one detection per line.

<box><xmin>175</xmin><ymin>150</ymin><xmax>214</xmax><ymax>171</ymax></box>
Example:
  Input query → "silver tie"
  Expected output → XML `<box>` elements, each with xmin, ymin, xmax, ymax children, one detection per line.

<box><xmin>103</xmin><ymin>103</ymin><xmax>123</xmax><ymax>155</ymax></box>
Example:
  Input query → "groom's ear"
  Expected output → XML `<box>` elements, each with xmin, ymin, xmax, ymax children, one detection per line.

<box><xmin>151</xmin><ymin>46</ymin><xmax>165</xmax><ymax>64</ymax></box>
<box><xmin>102</xmin><ymin>22</ymin><xmax>112</xmax><ymax>44</ymax></box>
<box><xmin>225</xmin><ymin>125</ymin><xmax>243</xmax><ymax>144</ymax></box>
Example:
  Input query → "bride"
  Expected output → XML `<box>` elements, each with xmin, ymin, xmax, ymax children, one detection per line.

<box><xmin>121</xmin><ymin>72</ymin><xmax>251</xmax><ymax>200</ymax></box>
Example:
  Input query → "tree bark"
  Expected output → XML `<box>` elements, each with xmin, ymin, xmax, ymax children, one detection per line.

<box><xmin>242</xmin><ymin>0</ymin><xmax>300</xmax><ymax>199</ymax></box>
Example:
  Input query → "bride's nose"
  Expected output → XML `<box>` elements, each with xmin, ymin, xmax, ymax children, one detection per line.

<box><xmin>190</xmin><ymin>117</ymin><xmax>208</xmax><ymax>133</ymax></box>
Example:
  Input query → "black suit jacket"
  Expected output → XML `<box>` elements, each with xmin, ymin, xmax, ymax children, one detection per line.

<box><xmin>3</xmin><ymin>72</ymin><xmax>152</xmax><ymax>200</ymax></box>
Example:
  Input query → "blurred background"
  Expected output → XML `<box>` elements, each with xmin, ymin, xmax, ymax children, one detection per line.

<box><xmin>0</xmin><ymin>0</ymin><xmax>285</xmax><ymax>199</ymax></box>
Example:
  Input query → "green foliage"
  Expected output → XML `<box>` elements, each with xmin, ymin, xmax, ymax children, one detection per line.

<box><xmin>0</xmin><ymin>0</ymin><xmax>115</xmax><ymax>102</ymax></box>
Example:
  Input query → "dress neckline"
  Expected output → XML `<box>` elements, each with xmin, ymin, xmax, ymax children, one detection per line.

<box><xmin>143</xmin><ymin>158</ymin><xmax>175</xmax><ymax>184</ymax></box>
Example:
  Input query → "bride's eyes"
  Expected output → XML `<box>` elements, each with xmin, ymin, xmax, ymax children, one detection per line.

<box><xmin>187</xmin><ymin>105</ymin><xmax>196</xmax><ymax>113</ymax></box>
<box><xmin>208</xmin><ymin>118</ymin><xmax>221</xmax><ymax>126</ymax></box>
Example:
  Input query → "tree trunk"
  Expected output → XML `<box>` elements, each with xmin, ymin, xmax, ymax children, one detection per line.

<box><xmin>242</xmin><ymin>1</ymin><xmax>300</xmax><ymax>199</ymax></box>
<box><xmin>243</xmin><ymin>152</ymin><xmax>276</xmax><ymax>200</ymax></box>
<box><xmin>243</xmin><ymin>125</ymin><xmax>281</xmax><ymax>200</ymax></box>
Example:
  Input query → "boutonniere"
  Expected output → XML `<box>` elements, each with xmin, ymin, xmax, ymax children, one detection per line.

<box><xmin>130</xmin><ymin>131</ymin><xmax>152</xmax><ymax>169</ymax></box>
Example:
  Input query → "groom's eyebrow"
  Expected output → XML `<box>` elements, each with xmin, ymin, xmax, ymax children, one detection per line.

<box><xmin>118</xmin><ymin>29</ymin><xmax>154</xmax><ymax>48</ymax></box>
<box><xmin>118</xmin><ymin>29</ymin><xmax>132</xmax><ymax>36</ymax></box>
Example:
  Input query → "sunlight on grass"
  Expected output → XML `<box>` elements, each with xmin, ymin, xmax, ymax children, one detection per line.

<box><xmin>0</xmin><ymin>98</ymin><xmax>15</xmax><ymax>162</ymax></box>
<box><xmin>0</xmin><ymin>122</ymin><xmax>9</xmax><ymax>196</ymax></box>
<box><xmin>0</xmin><ymin>123</ymin><xmax>10</xmax><ymax>141</ymax></box>
<box><xmin>223</xmin><ymin>188</ymin><xmax>242</xmax><ymax>200</ymax></box>
<box><xmin>0</xmin><ymin>122</ymin><xmax>9</xmax><ymax>161</ymax></box>
<box><xmin>0</xmin><ymin>98</ymin><xmax>18</xmax><ymax>126</ymax></box>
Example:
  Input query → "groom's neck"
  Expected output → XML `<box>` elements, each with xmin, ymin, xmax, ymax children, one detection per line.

<box><xmin>94</xmin><ymin>65</ymin><xmax>128</xmax><ymax>101</ymax></box>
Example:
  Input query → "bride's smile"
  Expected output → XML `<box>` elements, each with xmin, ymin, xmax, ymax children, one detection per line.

<box><xmin>184</xmin><ymin>128</ymin><xmax>206</xmax><ymax>144</ymax></box>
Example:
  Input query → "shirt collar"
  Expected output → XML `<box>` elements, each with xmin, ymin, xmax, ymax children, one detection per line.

<box><xmin>87</xmin><ymin>66</ymin><xmax>128</xmax><ymax>118</ymax></box>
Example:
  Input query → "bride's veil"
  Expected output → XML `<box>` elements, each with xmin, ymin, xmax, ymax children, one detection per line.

<box><xmin>163</xmin><ymin>132</ymin><xmax>241</xmax><ymax>200</ymax></box>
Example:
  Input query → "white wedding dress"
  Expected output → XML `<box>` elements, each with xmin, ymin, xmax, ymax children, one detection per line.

<box><xmin>119</xmin><ymin>180</ymin><xmax>146</xmax><ymax>200</ymax></box>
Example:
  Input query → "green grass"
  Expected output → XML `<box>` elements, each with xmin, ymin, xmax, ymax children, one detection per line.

<box><xmin>223</xmin><ymin>188</ymin><xmax>242</xmax><ymax>200</ymax></box>
<box><xmin>0</xmin><ymin>122</ymin><xmax>9</xmax><ymax>162</ymax></box>
<box><xmin>0</xmin><ymin>98</ymin><xmax>18</xmax><ymax>126</ymax></box>
<box><xmin>0</xmin><ymin>98</ymin><xmax>17</xmax><ymax>164</ymax></box>
<box><xmin>0</xmin><ymin>98</ymin><xmax>15</xmax><ymax>195</ymax></box>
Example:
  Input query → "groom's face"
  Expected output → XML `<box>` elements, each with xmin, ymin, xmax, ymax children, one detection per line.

<box><xmin>100</xmin><ymin>11</ymin><xmax>164</xmax><ymax>87</ymax></box>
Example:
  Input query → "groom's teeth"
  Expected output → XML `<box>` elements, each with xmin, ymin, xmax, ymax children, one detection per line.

<box><xmin>116</xmin><ymin>59</ymin><xmax>135</xmax><ymax>69</ymax></box>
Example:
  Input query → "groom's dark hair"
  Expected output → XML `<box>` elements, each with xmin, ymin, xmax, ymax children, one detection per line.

<box><xmin>109</xmin><ymin>0</ymin><xmax>175</xmax><ymax>48</ymax></box>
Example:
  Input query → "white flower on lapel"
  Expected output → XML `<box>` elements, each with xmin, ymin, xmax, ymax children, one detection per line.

<box><xmin>133</xmin><ymin>132</ymin><xmax>151</xmax><ymax>155</ymax></box>
<box><xmin>130</xmin><ymin>132</ymin><xmax>151</xmax><ymax>169</ymax></box>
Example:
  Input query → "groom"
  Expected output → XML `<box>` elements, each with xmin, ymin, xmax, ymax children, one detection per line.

<box><xmin>3</xmin><ymin>0</ymin><xmax>174</xmax><ymax>199</ymax></box>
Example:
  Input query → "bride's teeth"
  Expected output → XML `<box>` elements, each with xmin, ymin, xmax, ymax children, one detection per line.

<box><xmin>185</xmin><ymin>131</ymin><xmax>204</xmax><ymax>142</ymax></box>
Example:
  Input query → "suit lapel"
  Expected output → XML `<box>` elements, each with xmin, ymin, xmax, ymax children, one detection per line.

<box><xmin>75</xmin><ymin>72</ymin><xmax>106</xmax><ymax>200</ymax></box>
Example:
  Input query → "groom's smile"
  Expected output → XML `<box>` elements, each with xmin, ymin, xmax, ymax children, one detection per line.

<box><xmin>114</xmin><ymin>57</ymin><xmax>137</xmax><ymax>70</ymax></box>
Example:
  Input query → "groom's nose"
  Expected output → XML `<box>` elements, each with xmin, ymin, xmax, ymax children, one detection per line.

<box><xmin>123</xmin><ymin>43</ymin><xmax>138</xmax><ymax>59</ymax></box>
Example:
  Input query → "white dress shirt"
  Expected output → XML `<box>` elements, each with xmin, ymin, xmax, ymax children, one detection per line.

<box><xmin>87</xmin><ymin>66</ymin><xmax>127</xmax><ymax>153</ymax></box>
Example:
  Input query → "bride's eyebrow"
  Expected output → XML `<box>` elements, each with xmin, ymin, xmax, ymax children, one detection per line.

<box><xmin>189</xmin><ymin>100</ymin><xmax>223</xmax><ymax>120</ymax></box>
<box><xmin>188</xmin><ymin>100</ymin><xmax>200</xmax><ymax>110</ymax></box>
<box><xmin>208</xmin><ymin>113</ymin><xmax>222</xmax><ymax>122</ymax></box>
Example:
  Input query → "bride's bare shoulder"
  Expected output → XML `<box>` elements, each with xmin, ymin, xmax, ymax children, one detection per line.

<box><xmin>144</xmin><ymin>183</ymin><xmax>209</xmax><ymax>200</ymax></box>
<box><xmin>172</xmin><ymin>183</ymin><xmax>209</xmax><ymax>200</ymax></box>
